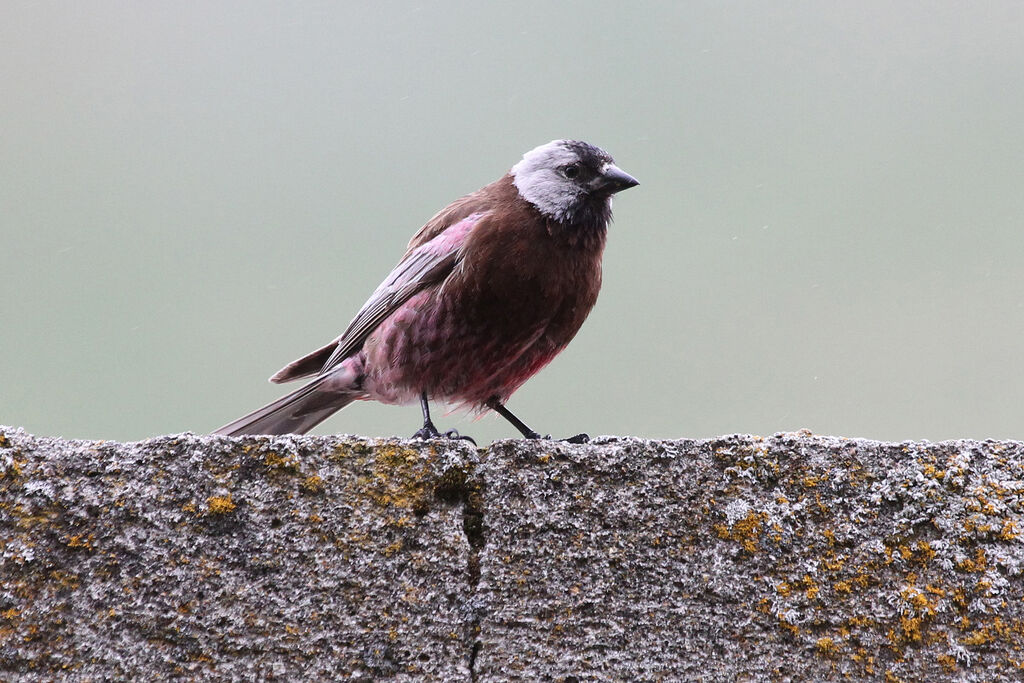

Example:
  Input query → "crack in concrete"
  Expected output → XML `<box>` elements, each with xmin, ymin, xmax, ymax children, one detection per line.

<box><xmin>434</xmin><ymin>462</ymin><xmax>486</xmax><ymax>680</ymax></box>
<box><xmin>464</xmin><ymin>497</ymin><xmax>484</xmax><ymax>683</ymax></box>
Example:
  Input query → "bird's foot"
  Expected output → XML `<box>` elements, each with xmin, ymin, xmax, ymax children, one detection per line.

<box><xmin>411</xmin><ymin>422</ymin><xmax>477</xmax><ymax>445</ymax></box>
<box><xmin>523</xmin><ymin>431</ymin><xmax>590</xmax><ymax>444</ymax></box>
<box><xmin>443</xmin><ymin>429</ymin><xmax>477</xmax><ymax>445</ymax></box>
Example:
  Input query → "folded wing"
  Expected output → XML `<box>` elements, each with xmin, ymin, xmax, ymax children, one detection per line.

<box><xmin>270</xmin><ymin>212</ymin><xmax>486</xmax><ymax>383</ymax></box>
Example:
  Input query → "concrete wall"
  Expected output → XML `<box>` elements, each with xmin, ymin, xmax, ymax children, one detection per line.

<box><xmin>2</xmin><ymin>427</ymin><xmax>1023</xmax><ymax>680</ymax></box>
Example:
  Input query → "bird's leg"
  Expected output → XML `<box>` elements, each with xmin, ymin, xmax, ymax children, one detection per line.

<box><xmin>412</xmin><ymin>392</ymin><xmax>441</xmax><ymax>439</ymax></box>
<box><xmin>411</xmin><ymin>392</ymin><xmax>476</xmax><ymax>444</ymax></box>
<box><xmin>486</xmin><ymin>398</ymin><xmax>589</xmax><ymax>444</ymax></box>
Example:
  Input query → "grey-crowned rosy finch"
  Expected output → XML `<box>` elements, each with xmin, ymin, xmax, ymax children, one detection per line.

<box><xmin>215</xmin><ymin>140</ymin><xmax>638</xmax><ymax>443</ymax></box>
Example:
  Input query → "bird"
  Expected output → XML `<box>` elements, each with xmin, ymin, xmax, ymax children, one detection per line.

<box><xmin>214</xmin><ymin>139</ymin><xmax>638</xmax><ymax>443</ymax></box>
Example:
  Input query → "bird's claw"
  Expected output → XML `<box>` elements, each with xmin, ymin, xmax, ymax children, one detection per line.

<box><xmin>411</xmin><ymin>422</ymin><xmax>442</xmax><ymax>440</ymax></box>
<box><xmin>443</xmin><ymin>429</ymin><xmax>477</xmax><ymax>445</ymax></box>
<box><xmin>524</xmin><ymin>432</ymin><xmax>590</xmax><ymax>444</ymax></box>
<box><xmin>411</xmin><ymin>423</ymin><xmax>476</xmax><ymax>445</ymax></box>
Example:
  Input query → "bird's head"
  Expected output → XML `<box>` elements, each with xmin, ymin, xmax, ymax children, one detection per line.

<box><xmin>511</xmin><ymin>140</ymin><xmax>638</xmax><ymax>223</ymax></box>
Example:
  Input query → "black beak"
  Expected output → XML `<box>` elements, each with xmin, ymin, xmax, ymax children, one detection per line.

<box><xmin>592</xmin><ymin>164</ymin><xmax>639</xmax><ymax>195</ymax></box>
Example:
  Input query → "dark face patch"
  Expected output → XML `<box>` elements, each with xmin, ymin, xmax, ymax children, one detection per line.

<box><xmin>563</xmin><ymin>140</ymin><xmax>613</xmax><ymax>169</ymax></box>
<box><xmin>557</xmin><ymin>141</ymin><xmax>614</xmax><ymax>194</ymax></box>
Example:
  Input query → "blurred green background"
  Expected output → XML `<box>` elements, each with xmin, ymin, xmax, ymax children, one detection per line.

<box><xmin>2</xmin><ymin>2</ymin><xmax>1023</xmax><ymax>443</ymax></box>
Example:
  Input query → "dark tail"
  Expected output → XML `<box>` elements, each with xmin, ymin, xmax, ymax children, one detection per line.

<box><xmin>269</xmin><ymin>339</ymin><xmax>338</xmax><ymax>384</ymax></box>
<box><xmin>213</xmin><ymin>375</ymin><xmax>358</xmax><ymax>436</ymax></box>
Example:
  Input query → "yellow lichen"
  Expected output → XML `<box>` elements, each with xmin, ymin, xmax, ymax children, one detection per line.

<box><xmin>206</xmin><ymin>495</ymin><xmax>236</xmax><ymax>515</ymax></box>
<box><xmin>359</xmin><ymin>443</ymin><xmax>434</xmax><ymax>512</ymax></box>
<box><xmin>714</xmin><ymin>510</ymin><xmax>766</xmax><ymax>553</ymax></box>
<box><xmin>847</xmin><ymin>615</ymin><xmax>874</xmax><ymax>629</ymax></box>
<box><xmin>961</xmin><ymin>629</ymin><xmax>993</xmax><ymax>646</ymax></box>
<box><xmin>66</xmin><ymin>533</ymin><xmax>95</xmax><ymax>551</ymax></box>
<box><xmin>850</xmin><ymin>647</ymin><xmax>876</xmax><ymax>674</ymax></box>
<box><xmin>300</xmin><ymin>474</ymin><xmax>325</xmax><ymax>493</ymax></box>
<box><xmin>49</xmin><ymin>570</ymin><xmax>79</xmax><ymax>589</ymax></box>
<box><xmin>962</xmin><ymin>516</ymin><xmax>992</xmax><ymax>534</ymax></box>
<box><xmin>1</xmin><ymin>455</ymin><xmax>24</xmax><ymax>479</ymax></box>
<box><xmin>262</xmin><ymin>449</ymin><xmax>300</xmax><ymax>471</ymax></box>
<box><xmin>822</xmin><ymin>551</ymin><xmax>846</xmax><ymax>572</ymax></box>
<box><xmin>816</xmin><ymin>637</ymin><xmax>839</xmax><ymax>656</ymax></box>
<box><xmin>777</xmin><ymin>614</ymin><xmax>800</xmax><ymax>636</ymax></box>
<box><xmin>956</xmin><ymin>548</ymin><xmax>988</xmax><ymax>573</ymax></box>
<box><xmin>895</xmin><ymin>615</ymin><xmax>923</xmax><ymax>644</ymax></box>
<box><xmin>900</xmin><ymin>586</ymin><xmax>938</xmax><ymax>617</ymax></box>
<box><xmin>912</xmin><ymin>541</ymin><xmax>935</xmax><ymax>565</ymax></box>
<box><xmin>804</xmin><ymin>576</ymin><xmax>820</xmax><ymax>600</ymax></box>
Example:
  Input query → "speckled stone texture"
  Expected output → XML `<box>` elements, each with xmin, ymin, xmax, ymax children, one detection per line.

<box><xmin>2</xmin><ymin>428</ymin><xmax>1024</xmax><ymax>681</ymax></box>
<box><xmin>476</xmin><ymin>434</ymin><xmax>1024</xmax><ymax>681</ymax></box>
<box><xmin>0</xmin><ymin>429</ymin><xmax>478</xmax><ymax>680</ymax></box>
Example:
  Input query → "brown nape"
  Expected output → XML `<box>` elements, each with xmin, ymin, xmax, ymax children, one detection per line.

<box><xmin>404</xmin><ymin>175</ymin><xmax>521</xmax><ymax>254</ymax></box>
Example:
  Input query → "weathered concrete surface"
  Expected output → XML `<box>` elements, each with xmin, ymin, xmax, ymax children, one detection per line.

<box><xmin>3</xmin><ymin>427</ymin><xmax>1024</xmax><ymax>681</ymax></box>
<box><xmin>475</xmin><ymin>434</ymin><xmax>1024</xmax><ymax>681</ymax></box>
<box><xmin>0</xmin><ymin>429</ymin><xmax>478</xmax><ymax>680</ymax></box>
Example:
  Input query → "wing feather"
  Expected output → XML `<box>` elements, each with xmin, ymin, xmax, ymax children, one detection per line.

<box><xmin>316</xmin><ymin>212</ymin><xmax>485</xmax><ymax>374</ymax></box>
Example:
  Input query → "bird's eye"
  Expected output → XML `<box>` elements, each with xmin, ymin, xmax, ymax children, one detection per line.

<box><xmin>562</xmin><ymin>164</ymin><xmax>580</xmax><ymax>179</ymax></box>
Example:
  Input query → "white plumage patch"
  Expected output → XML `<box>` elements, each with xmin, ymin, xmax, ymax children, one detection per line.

<box><xmin>510</xmin><ymin>140</ymin><xmax>585</xmax><ymax>221</ymax></box>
